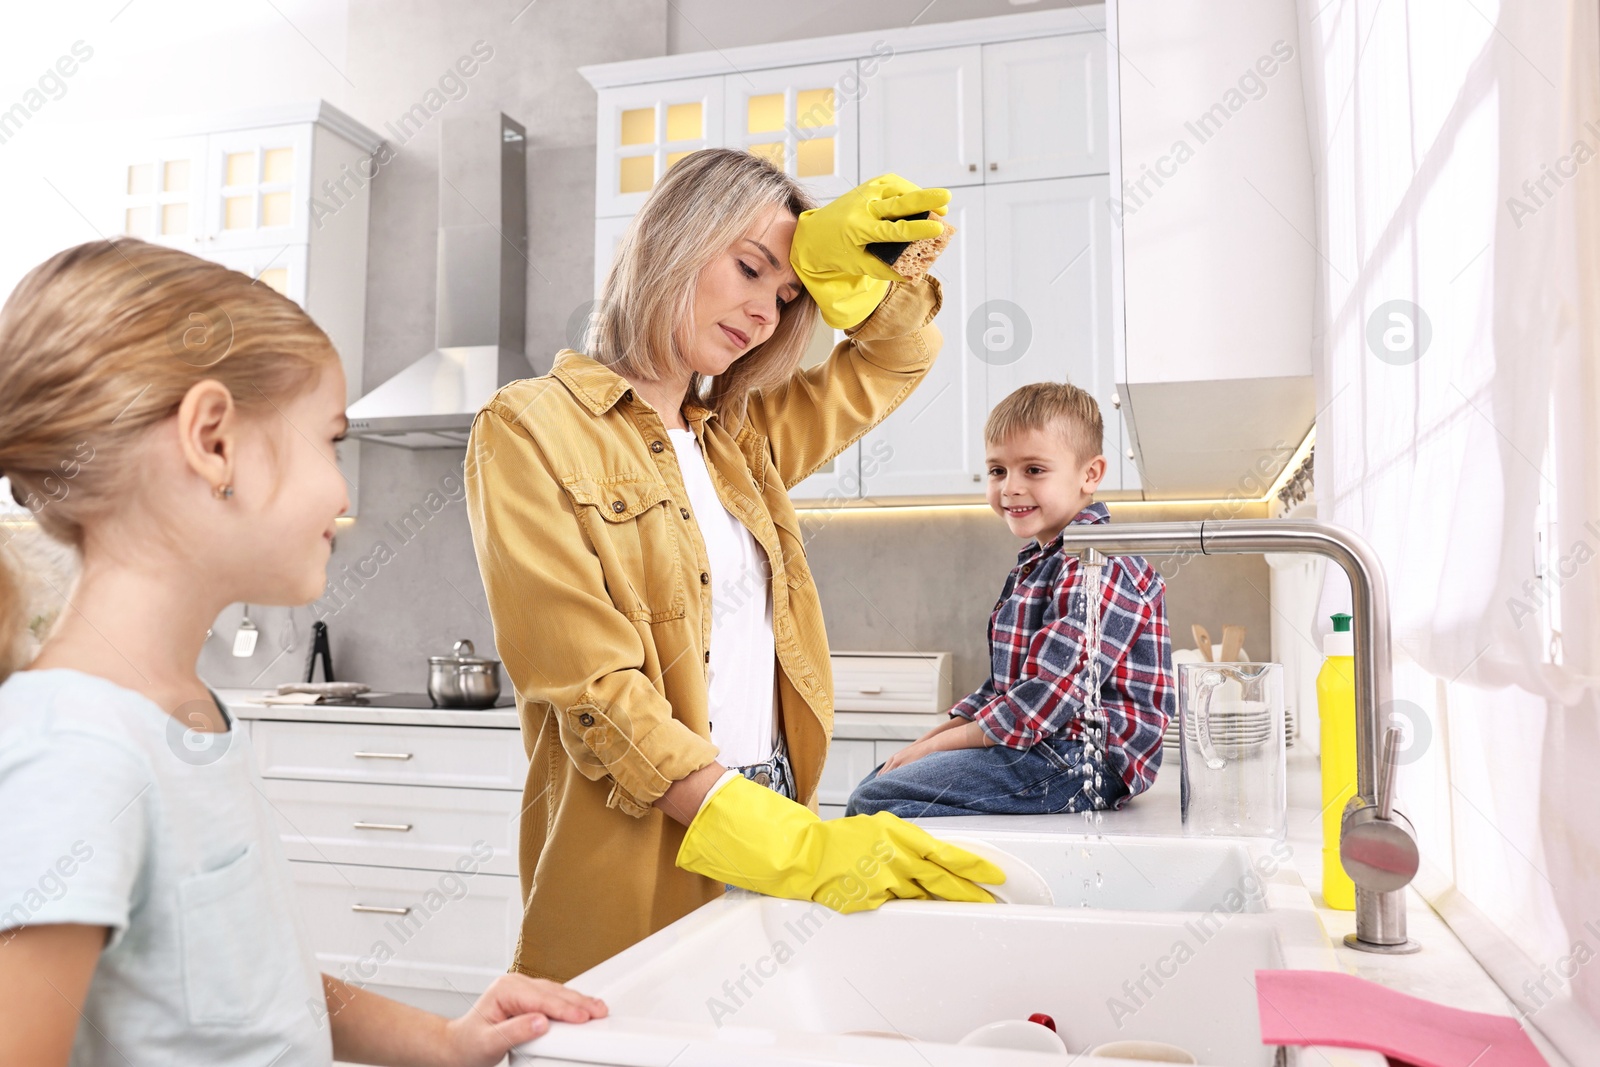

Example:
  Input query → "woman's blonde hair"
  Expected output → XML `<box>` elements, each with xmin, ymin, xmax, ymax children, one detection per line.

<box><xmin>0</xmin><ymin>238</ymin><xmax>339</xmax><ymax>680</ymax></box>
<box><xmin>588</xmin><ymin>148</ymin><xmax>820</xmax><ymax>427</ymax></box>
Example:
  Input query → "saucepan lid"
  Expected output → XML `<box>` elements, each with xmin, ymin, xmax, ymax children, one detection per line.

<box><xmin>429</xmin><ymin>638</ymin><xmax>498</xmax><ymax>668</ymax></box>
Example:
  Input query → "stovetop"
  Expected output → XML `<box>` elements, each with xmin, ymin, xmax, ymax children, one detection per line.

<box><xmin>315</xmin><ymin>691</ymin><xmax>515</xmax><ymax>710</ymax></box>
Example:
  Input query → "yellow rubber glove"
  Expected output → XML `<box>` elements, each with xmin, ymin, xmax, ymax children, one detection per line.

<box><xmin>791</xmin><ymin>173</ymin><xmax>952</xmax><ymax>329</ymax></box>
<box><xmin>676</xmin><ymin>774</ymin><xmax>1004</xmax><ymax>912</ymax></box>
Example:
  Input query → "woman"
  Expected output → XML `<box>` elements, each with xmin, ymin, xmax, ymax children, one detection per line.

<box><xmin>464</xmin><ymin>149</ymin><xmax>1003</xmax><ymax>983</ymax></box>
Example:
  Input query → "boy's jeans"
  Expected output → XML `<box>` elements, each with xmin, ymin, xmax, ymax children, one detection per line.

<box><xmin>845</xmin><ymin>733</ymin><xmax>1130</xmax><ymax>818</ymax></box>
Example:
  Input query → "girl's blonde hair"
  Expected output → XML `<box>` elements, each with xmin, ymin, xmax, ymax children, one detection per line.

<box><xmin>0</xmin><ymin>238</ymin><xmax>339</xmax><ymax>681</ymax></box>
<box><xmin>588</xmin><ymin>148</ymin><xmax>820</xmax><ymax>427</ymax></box>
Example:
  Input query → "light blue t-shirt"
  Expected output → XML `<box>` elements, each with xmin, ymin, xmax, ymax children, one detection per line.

<box><xmin>0</xmin><ymin>668</ymin><xmax>332</xmax><ymax>1066</ymax></box>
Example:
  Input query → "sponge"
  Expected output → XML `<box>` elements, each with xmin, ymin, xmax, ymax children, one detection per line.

<box><xmin>865</xmin><ymin>211</ymin><xmax>956</xmax><ymax>283</ymax></box>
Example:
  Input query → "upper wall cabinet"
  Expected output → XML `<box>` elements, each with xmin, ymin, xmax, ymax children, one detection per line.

<box><xmin>595</xmin><ymin>76</ymin><xmax>724</xmax><ymax>219</ymax></box>
<box><xmin>582</xmin><ymin>9</ymin><xmax>1123</xmax><ymax>501</ymax></box>
<box><xmin>858</xmin><ymin>46</ymin><xmax>985</xmax><ymax>189</ymax></box>
<box><xmin>981</xmin><ymin>35</ymin><xmax>1109</xmax><ymax>182</ymax></box>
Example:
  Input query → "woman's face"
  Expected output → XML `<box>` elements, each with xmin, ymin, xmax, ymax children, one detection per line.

<box><xmin>686</xmin><ymin>203</ymin><xmax>802</xmax><ymax>377</ymax></box>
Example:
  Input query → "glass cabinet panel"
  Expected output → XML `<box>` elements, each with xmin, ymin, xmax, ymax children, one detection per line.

<box><xmin>747</xmin><ymin>93</ymin><xmax>784</xmax><ymax>134</ymax></box>
<box><xmin>665</xmin><ymin>102</ymin><xmax>702</xmax><ymax>141</ymax></box>
<box><xmin>596</xmin><ymin>78</ymin><xmax>724</xmax><ymax>216</ymax></box>
<box><xmin>723</xmin><ymin>61</ymin><xmax>858</xmax><ymax>200</ymax></box>
<box><xmin>620</xmin><ymin>107</ymin><xmax>653</xmax><ymax>146</ymax></box>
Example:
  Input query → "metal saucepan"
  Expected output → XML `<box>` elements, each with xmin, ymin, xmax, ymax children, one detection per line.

<box><xmin>427</xmin><ymin>638</ymin><xmax>502</xmax><ymax>709</ymax></box>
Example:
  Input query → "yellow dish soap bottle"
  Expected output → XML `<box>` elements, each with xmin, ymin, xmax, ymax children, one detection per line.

<box><xmin>1317</xmin><ymin>612</ymin><xmax>1357</xmax><ymax>910</ymax></box>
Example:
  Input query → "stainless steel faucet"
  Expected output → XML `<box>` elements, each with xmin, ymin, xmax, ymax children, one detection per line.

<box><xmin>1063</xmin><ymin>520</ymin><xmax>1421</xmax><ymax>953</ymax></box>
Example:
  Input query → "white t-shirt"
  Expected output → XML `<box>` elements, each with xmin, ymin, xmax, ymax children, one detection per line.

<box><xmin>668</xmin><ymin>427</ymin><xmax>778</xmax><ymax>767</ymax></box>
<box><xmin>0</xmin><ymin>668</ymin><xmax>331</xmax><ymax>1067</ymax></box>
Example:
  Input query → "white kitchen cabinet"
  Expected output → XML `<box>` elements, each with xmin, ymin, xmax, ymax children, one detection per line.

<box><xmin>252</xmin><ymin>718</ymin><xmax>528</xmax><ymax>790</ymax></box>
<box><xmin>817</xmin><ymin>739</ymin><xmax>879</xmax><ymax>810</ymax></box>
<box><xmin>594</xmin><ymin>76</ymin><xmax>725</xmax><ymax>219</ymax></box>
<box><xmin>289</xmin><ymin>859</ymin><xmax>522</xmax><ymax>995</ymax></box>
<box><xmin>858</xmin><ymin>45</ymin><xmax>985</xmax><ymax>189</ymax></box>
<box><xmin>592</xmin><ymin>213</ymin><xmax>633</xmax><ymax>299</ymax></box>
<box><xmin>859</xmin><ymin>191</ymin><xmax>986</xmax><ymax>496</ymax></box>
<box><xmin>723</xmin><ymin>60</ymin><xmax>861</xmax><ymax>203</ymax></box>
<box><xmin>816</xmin><ymin>651</ymin><xmax>952</xmax><ymax>819</ymax></box>
<box><xmin>982</xmin><ymin>34</ymin><xmax>1109</xmax><ymax>181</ymax></box>
<box><xmin>860</xmin><ymin>176</ymin><xmax>1123</xmax><ymax>496</ymax></box>
<box><xmin>259</xmin><ymin>777</ymin><xmax>522</xmax><ymax>876</ymax></box>
<box><xmin>238</xmin><ymin>706</ymin><xmax>527</xmax><ymax>1002</ymax></box>
<box><xmin>979</xmin><ymin>174</ymin><xmax>1118</xmax><ymax>471</ymax></box>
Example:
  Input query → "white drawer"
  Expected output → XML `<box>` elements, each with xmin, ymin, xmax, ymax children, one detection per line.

<box><xmin>260</xmin><ymin>778</ymin><xmax>521</xmax><ymax>876</ymax></box>
<box><xmin>288</xmin><ymin>860</ymin><xmax>521</xmax><ymax>994</ymax></box>
<box><xmin>817</xmin><ymin>739</ymin><xmax>879</xmax><ymax>807</ymax></box>
<box><xmin>830</xmin><ymin>652</ymin><xmax>953</xmax><ymax>714</ymax></box>
<box><xmin>253</xmin><ymin>720</ymin><xmax>526</xmax><ymax>790</ymax></box>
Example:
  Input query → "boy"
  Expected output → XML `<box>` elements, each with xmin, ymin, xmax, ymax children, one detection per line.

<box><xmin>847</xmin><ymin>382</ymin><xmax>1175</xmax><ymax>817</ymax></box>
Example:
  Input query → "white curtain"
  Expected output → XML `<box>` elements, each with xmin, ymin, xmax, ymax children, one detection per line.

<box><xmin>1297</xmin><ymin>0</ymin><xmax>1600</xmax><ymax>1055</ymax></box>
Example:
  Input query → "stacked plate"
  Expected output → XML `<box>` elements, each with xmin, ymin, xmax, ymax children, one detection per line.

<box><xmin>1181</xmin><ymin>699</ymin><xmax>1277</xmax><ymax>758</ymax></box>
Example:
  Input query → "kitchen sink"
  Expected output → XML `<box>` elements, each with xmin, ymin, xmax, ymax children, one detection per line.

<box><xmin>916</xmin><ymin>827</ymin><xmax>1283</xmax><ymax>913</ymax></box>
<box><xmin>517</xmin><ymin>880</ymin><xmax>1384</xmax><ymax>1065</ymax></box>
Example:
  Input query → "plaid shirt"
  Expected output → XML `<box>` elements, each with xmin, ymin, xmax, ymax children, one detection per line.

<box><xmin>951</xmin><ymin>502</ymin><xmax>1175</xmax><ymax>801</ymax></box>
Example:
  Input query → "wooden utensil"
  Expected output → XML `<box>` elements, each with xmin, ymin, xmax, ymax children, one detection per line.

<box><xmin>1191</xmin><ymin>624</ymin><xmax>1214</xmax><ymax>662</ymax></box>
<box><xmin>1220</xmin><ymin>624</ymin><xmax>1247</xmax><ymax>663</ymax></box>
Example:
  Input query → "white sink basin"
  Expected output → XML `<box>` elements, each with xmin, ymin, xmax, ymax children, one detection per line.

<box><xmin>518</xmin><ymin>879</ymin><xmax>1384</xmax><ymax>1066</ymax></box>
<box><xmin>916</xmin><ymin>827</ymin><xmax>1282</xmax><ymax>912</ymax></box>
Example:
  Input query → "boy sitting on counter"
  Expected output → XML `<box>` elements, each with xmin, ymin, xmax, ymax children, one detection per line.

<box><xmin>847</xmin><ymin>382</ymin><xmax>1176</xmax><ymax>817</ymax></box>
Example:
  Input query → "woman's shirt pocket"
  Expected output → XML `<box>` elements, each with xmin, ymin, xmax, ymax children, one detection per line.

<box><xmin>177</xmin><ymin>842</ymin><xmax>294</xmax><ymax>1027</ymax></box>
<box><xmin>560</xmin><ymin>474</ymin><xmax>686</xmax><ymax>622</ymax></box>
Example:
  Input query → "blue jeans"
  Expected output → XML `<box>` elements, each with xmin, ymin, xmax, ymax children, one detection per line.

<box><xmin>845</xmin><ymin>734</ymin><xmax>1129</xmax><ymax>818</ymax></box>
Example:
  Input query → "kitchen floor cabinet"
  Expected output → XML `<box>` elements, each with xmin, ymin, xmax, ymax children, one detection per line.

<box><xmin>237</xmin><ymin>710</ymin><xmax>527</xmax><ymax>1016</ymax></box>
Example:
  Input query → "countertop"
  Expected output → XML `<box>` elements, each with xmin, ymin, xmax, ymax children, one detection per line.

<box><xmin>221</xmin><ymin>686</ymin><xmax>1566</xmax><ymax>1062</ymax></box>
<box><xmin>216</xmin><ymin>687</ymin><xmax>521</xmax><ymax>728</ymax></box>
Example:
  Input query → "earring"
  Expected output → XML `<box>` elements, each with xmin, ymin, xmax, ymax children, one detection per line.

<box><xmin>213</xmin><ymin>483</ymin><xmax>234</xmax><ymax>500</ymax></box>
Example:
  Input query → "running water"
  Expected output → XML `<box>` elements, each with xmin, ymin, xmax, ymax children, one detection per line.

<box><xmin>1076</xmin><ymin>555</ymin><xmax>1110</xmax><ymax>829</ymax></box>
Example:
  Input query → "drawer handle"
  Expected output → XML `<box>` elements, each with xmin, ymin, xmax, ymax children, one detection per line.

<box><xmin>352</xmin><ymin>751</ymin><xmax>414</xmax><ymax>760</ymax></box>
<box><xmin>351</xmin><ymin>903</ymin><xmax>412</xmax><ymax>916</ymax></box>
<box><xmin>352</xmin><ymin>821</ymin><xmax>413</xmax><ymax>832</ymax></box>
<box><xmin>857</xmin><ymin>686</ymin><xmax>883</xmax><ymax>694</ymax></box>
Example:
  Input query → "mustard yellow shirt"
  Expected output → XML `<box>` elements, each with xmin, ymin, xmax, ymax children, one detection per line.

<box><xmin>464</xmin><ymin>276</ymin><xmax>943</xmax><ymax>981</ymax></box>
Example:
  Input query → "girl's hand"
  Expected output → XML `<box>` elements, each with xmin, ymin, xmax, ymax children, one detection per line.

<box><xmin>441</xmin><ymin>974</ymin><xmax>607</xmax><ymax>1065</ymax></box>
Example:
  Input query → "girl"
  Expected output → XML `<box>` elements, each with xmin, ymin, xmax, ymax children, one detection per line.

<box><xmin>464</xmin><ymin>148</ymin><xmax>1003</xmax><ymax>983</ymax></box>
<box><xmin>0</xmin><ymin>239</ymin><xmax>605</xmax><ymax>1066</ymax></box>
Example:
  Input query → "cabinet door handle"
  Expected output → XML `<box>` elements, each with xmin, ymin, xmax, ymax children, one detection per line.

<box><xmin>968</xmin><ymin>163</ymin><xmax>977</xmax><ymax>172</ymax></box>
<box><xmin>989</xmin><ymin>161</ymin><xmax>998</xmax><ymax>171</ymax></box>
<box><xmin>353</xmin><ymin>751</ymin><xmax>413</xmax><ymax>760</ymax></box>
<box><xmin>351</xmin><ymin>903</ymin><xmax>411</xmax><ymax>916</ymax></box>
<box><xmin>352</xmin><ymin>821</ymin><xmax>413</xmax><ymax>832</ymax></box>
<box><xmin>857</xmin><ymin>685</ymin><xmax>883</xmax><ymax>694</ymax></box>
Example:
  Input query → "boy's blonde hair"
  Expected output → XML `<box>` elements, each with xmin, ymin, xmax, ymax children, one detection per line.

<box><xmin>0</xmin><ymin>238</ymin><xmax>340</xmax><ymax>681</ymax></box>
<box><xmin>984</xmin><ymin>380</ymin><xmax>1104</xmax><ymax>463</ymax></box>
<box><xmin>588</xmin><ymin>148</ymin><xmax>821</xmax><ymax>429</ymax></box>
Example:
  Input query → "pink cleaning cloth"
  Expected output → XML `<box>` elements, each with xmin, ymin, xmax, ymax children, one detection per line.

<box><xmin>1255</xmin><ymin>970</ymin><xmax>1546</xmax><ymax>1066</ymax></box>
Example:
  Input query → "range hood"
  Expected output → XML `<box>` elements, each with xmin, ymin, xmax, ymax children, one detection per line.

<box><xmin>346</xmin><ymin>113</ymin><xmax>528</xmax><ymax>448</ymax></box>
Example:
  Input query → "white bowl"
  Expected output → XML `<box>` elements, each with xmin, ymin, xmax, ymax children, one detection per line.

<box><xmin>1089</xmin><ymin>1038</ymin><xmax>1198</xmax><ymax>1062</ymax></box>
<box><xmin>957</xmin><ymin>1019</ymin><xmax>1068</xmax><ymax>1053</ymax></box>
